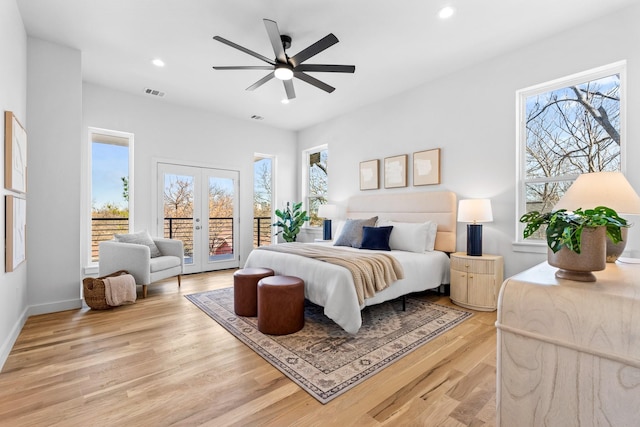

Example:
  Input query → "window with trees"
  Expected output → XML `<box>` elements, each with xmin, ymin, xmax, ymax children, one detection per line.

<box><xmin>89</xmin><ymin>129</ymin><xmax>133</xmax><ymax>263</ymax></box>
<box><xmin>305</xmin><ymin>146</ymin><xmax>328</xmax><ymax>227</ymax></box>
<box><xmin>254</xmin><ymin>154</ymin><xmax>273</xmax><ymax>247</ymax></box>
<box><xmin>517</xmin><ymin>62</ymin><xmax>624</xmax><ymax>243</ymax></box>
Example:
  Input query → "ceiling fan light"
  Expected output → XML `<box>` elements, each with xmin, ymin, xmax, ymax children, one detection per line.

<box><xmin>274</xmin><ymin>64</ymin><xmax>293</xmax><ymax>80</ymax></box>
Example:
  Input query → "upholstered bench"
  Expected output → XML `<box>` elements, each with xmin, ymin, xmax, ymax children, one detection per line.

<box><xmin>257</xmin><ymin>275</ymin><xmax>305</xmax><ymax>335</ymax></box>
<box><xmin>233</xmin><ymin>267</ymin><xmax>274</xmax><ymax>316</ymax></box>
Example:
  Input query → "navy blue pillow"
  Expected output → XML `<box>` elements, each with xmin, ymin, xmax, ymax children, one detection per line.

<box><xmin>360</xmin><ymin>226</ymin><xmax>394</xmax><ymax>251</ymax></box>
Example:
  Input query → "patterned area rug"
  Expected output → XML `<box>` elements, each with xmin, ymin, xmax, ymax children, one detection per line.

<box><xmin>185</xmin><ymin>287</ymin><xmax>472</xmax><ymax>404</ymax></box>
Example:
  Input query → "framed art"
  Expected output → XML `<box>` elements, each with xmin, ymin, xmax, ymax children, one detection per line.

<box><xmin>6</xmin><ymin>195</ymin><xmax>26</xmax><ymax>272</ymax></box>
<box><xmin>413</xmin><ymin>148</ymin><xmax>441</xmax><ymax>186</ymax></box>
<box><xmin>384</xmin><ymin>154</ymin><xmax>408</xmax><ymax>188</ymax></box>
<box><xmin>5</xmin><ymin>111</ymin><xmax>27</xmax><ymax>193</ymax></box>
<box><xmin>359</xmin><ymin>159</ymin><xmax>379</xmax><ymax>190</ymax></box>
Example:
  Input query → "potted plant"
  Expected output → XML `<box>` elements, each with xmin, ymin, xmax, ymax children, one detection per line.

<box><xmin>273</xmin><ymin>202</ymin><xmax>310</xmax><ymax>242</ymax></box>
<box><xmin>519</xmin><ymin>206</ymin><xmax>627</xmax><ymax>281</ymax></box>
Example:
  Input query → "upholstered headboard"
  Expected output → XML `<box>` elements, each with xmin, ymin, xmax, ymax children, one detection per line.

<box><xmin>345</xmin><ymin>191</ymin><xmax>457</xmax><ymax>253</ymax></box>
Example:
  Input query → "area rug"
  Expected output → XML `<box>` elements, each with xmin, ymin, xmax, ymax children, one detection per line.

<box><xmin>185</xmin><ymin>287</ymin><xmax>472</xmax><ymax>404</ymax></box>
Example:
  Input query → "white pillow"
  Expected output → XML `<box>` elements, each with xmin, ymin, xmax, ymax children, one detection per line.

<box><xmin>377</xmin><ymin>220</ymin><xmax>438</xmax><ymax>253</ymax></box>
<box><xmin>378</xmin><ymin>220</ymin><xmax>429</xmax><ymax>253</ymax></box>
<box><xmin>425</xmin><ymin>221</ymin><xmax>438</xmax><ymax>252</ymax></box>
<box><xmin>114</xmin><ymin>230</ymin><xmax>162</xmax><ymax>258</ymax></box>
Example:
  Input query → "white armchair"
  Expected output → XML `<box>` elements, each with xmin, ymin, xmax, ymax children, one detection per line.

<box><xmin>99</xmin><ymin>237</ymin><xmax>184</xmax><ymax>298</ymax></box>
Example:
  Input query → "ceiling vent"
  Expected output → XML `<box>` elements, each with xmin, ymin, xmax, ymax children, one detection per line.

<box><xmin>144</xmin><ymin>88</ymin><xmax>166</xmax><ymax>98</ymax></box>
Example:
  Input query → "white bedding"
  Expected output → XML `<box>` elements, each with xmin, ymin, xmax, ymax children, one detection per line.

<box><xmin>244</xmin><ymin>242</ymin><xmax>450</xmax><ymax>334</ymax></box>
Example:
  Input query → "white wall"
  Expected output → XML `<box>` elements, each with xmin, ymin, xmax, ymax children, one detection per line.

<box><xmin>0</xmin><ymin>0</ymin><xmax>28</xmax><ymax>368</ymax></box>
<box><xmin>298</xmin><ymin>3</ymin><xmax>640</xmax><ymax>278</ymax></box>
<box><xmin>27</xmin><ymin>38</ymin><xmax>83</xmax><ymax>314</ymax></box>
<box><xmin>82</xmin><ymin>83</ymin><xmax>297</xmax><ymax>267</ymax></box>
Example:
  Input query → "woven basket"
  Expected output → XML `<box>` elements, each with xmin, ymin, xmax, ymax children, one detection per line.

<box><xmin>83</xmin><ymin>270</ymin><xmax>130</xmax><ymax>310</ymax></box>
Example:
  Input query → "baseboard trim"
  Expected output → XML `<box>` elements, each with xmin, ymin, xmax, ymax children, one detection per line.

<box><xmin>27</xmin><ymin>298</ymin><xmax>83</xmax><ymax>317</ymax></box>
<box><xmin>0</xmin><ymin>306</ymin><xmax>29</xmax><ymax>372</ymax></box>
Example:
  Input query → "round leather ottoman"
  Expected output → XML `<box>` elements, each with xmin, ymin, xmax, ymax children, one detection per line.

<box><xmin>257</xmin><ymin>276</ymin><xmax>305</xmax><ymax>335</ymax></box>
<box><xmin>233</xmin><ymin>268</ymin><xmax>274</xmax><ymax>316</ymax></box>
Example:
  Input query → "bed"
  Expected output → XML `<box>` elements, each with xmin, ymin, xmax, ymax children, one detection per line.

<box><xmin>244</xmin><ymin>191</ymin><xmax>457</xmax><ymax>334</ymax></box>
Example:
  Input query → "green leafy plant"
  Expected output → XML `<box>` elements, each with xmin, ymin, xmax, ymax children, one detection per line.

<box><xmin>273</xmin><ymin>202</ymin><xmax>310</xmax><ymax>242</ymax></box>
<box><xmin>520</xmin><ymin>206</ymin><xmax>627</xmax><ymax>254</ymax></box>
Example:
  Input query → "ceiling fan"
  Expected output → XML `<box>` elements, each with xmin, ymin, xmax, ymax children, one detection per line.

<box><xmin>212</xmin><ymin>19</ymin><xmax>355</xmax><ymax>100</ymax></box>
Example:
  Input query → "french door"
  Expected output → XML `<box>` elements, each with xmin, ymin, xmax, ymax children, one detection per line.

<box><xmin>158</xmin><ymin>163</ymin><xmax>239</xmax><ymax>274</ymax></box>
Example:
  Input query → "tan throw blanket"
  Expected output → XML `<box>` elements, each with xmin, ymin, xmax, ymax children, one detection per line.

<box><xmin>257</xmin><ymin>243</ymin><xmax>404</xmax><ymax>305</ymax></box>
<box><xmin>103</xmin><ymin>274</ymin><xmax>137</xmax><ymax>306</ymax></box>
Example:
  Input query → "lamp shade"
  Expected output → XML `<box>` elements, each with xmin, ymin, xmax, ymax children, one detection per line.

<box><xmin>457</xmin><ymin>199</ymin><xmax>493</xmax><ymax>223</ymax></box>
<box><xmin>554</xmin><ymin>172</ymin><xmax>640</xmax><ymax>214</ymax></box>
<box><xmin>317</xmin><ymin>204</ymin><xmax>337</xmax><ymax>218</ymax></box>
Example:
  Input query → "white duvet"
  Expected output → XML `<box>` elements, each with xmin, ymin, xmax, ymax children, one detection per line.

<box><xmin>243</xmin><ymin>242</ymin><xmax>450</xmax><ymax>334</ymax></box>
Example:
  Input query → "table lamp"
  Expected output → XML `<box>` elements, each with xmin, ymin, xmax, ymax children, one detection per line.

<box><xmin>317</xmin><ymin>204</ymin><xmax>337</xmax><ymax>241</ymax></box>
<box><xmin>554</xmin><ymin>171</ymin><xmax>640</xmax><ymax>262</ymax></box>
<box><xmin>458</xmin><ymin>199</ymin><xmax>493</xmax><ymax>256</ymax></box>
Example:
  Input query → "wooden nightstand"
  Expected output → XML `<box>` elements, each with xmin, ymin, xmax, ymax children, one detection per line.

<box><xmin>450</xmin><ymin>252</ymin><xmax>504</xmax><ymax>311</ymax></box>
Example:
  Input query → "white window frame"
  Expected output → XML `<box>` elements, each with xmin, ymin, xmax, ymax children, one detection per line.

<box><xmin>254</xmin><ymin>152</ymin><xmax>276</xmax><ymax>245</ymax></box>
<box><xmin>514</xmin><ymin>61</ymin><xmax>627</xmax><ymax>253</ymax></box>
<box><xmin>82</xmin><ymin>127</ymin><xmax>134</xmax><ymax>274</ymax></box>
<box><xmin>302</xmin><ymin>144</ymin><xmax>328</xmax><ymax>228</ymax></box>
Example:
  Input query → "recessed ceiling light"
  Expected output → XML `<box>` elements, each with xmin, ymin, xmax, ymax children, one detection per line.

<box><xmin>152</xmin><ymin>58</ymin><xmax>165</xmax><ymax>67</ymax></box>
<box><xmin>438</xmin><ymin>6</ymin><xmax>455</xmax><ymax>19</ymax></box>
<box><xmin>251</xmin><ymin>115</ymin><xmax>264</xmax><ymax>120</ymax></box>
<box><xmin>281</xmin><ymin>99</ymin><xmax>290</xmax><ymax>104</ymax></box>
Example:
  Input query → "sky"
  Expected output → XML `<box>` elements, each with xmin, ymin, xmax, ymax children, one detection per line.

<box><xmin>92</xmin><ymin>142</ymin><xmax>128</xmax><ymax>209</ymax></box>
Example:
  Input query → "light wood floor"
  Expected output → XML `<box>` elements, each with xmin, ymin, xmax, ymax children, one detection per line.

<box><xmin>0</xmin><ymin>270</ymin><xmax>497</xmax><ymax>426</ymax></box>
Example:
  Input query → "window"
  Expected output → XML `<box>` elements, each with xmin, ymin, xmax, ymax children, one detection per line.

<box><xmin>86</xmin><ymin>129</ymin><xmax>133</xmax><ymax>265</ymax></box>
<box><xmin>253</xmin><ymin>154</ymin><xmax>274</xmax><ymax>247</ymax></box>
<box><xmin>516</xmin><ymin>62</ymin><xmax>625</xmax><ymax>244</ymax></box>
<box><xmin>304</xmin><ymin>146</ymin><xmax>328</xmax><ymax>227</ymax></box>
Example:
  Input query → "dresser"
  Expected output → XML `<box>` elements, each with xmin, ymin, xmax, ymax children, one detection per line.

<box><xmin>496</xmin><ymin>260</ymin><xmax>640</xmax><ymax>426</ymax></box>
<box><xmin>450</xmin><ymin>252</ymin><xmax>503</xmax><ymax>311</ymax></box>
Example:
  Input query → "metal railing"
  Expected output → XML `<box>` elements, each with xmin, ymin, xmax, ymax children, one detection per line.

<box><xmin>91</xmin><ymin>216</ymin><xmax>273</xmax><ymax>261</ymax></box>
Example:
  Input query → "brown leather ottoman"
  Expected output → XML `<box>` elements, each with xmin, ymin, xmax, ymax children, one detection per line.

<box><xmin>233</xmin><ymin>268</ymin><xmax>274</xmax><ymax>316</ymax></box>
<box><xmin>257</xmin><ymin>276</ymin><xmax>305</xmax><ymax>335</ymax></box>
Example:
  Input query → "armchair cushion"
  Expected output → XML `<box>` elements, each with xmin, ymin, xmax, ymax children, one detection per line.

<box><xmin>150</xmin><ymin>256</ymin><xmax>181</xmax><ymax>273</ymax></box>
<box><xmin>114</xmin><ymin>230</ymin><xmax>162</xmax><ymax>258</ymax></box>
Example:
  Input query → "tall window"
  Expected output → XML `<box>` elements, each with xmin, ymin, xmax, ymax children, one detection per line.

<box><xmin>254</xmin><ymin>154</ymin><xmax>273</xmax><ymax>247</ymax></box>
<box><xmin>517</xmin><ymin>62</ymin><xmax>624</xmax><ymax>243</ymax></box>
<box><xmin>305</xmin><ymin>146</ymin><xmax>328</xmax><ymax>227</ymax></box>
<box><xmin>88</xmin><ymin>129</ymin><xmax>133</xmax><ymax>263</ymax></box>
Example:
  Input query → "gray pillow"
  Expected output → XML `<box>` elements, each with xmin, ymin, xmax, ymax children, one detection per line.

<box><xmin>334</xmin><ymin>216</ymin><xmax>378</xmax><ymax>248</ymax></box>
<box><xmin>114</xmin><ymin>230</ymin><xmax>162</xmax><ymax>258</ymax></box>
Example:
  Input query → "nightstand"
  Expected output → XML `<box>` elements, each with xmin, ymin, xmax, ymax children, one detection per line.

<box><xmin>450</xmin><ymin>252</ymin><xmax>504</xmax><ymax>311</ymax></box>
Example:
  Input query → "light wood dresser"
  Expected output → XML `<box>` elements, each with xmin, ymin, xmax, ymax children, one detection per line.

<box><xmin>450</xmin><ymin>252</ymin><xmax>503</xmax><ymax>311</ymax></box>
<box><xmin>496</xmin><ymin>260</ymin><xmax>640</xmax><ymax>426</ymax></box>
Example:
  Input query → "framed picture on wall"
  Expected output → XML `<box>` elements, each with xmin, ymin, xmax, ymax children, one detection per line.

<box><xmin>413</xmin><ymin>148</ymin><xmax>441</xmax><ymax>186</ymax></box>
<box><xmin>360</xmin><ymin>159</ymin><xmax>379</xmax><ymax>190</ymax></box>
<box><xmin>384</xmin><ymin>155</ymin><xmax>408</xmax><ymax>188</ymax></box>
<box><xmin>6</xmin><ymin>195</ymin><xmax>26</xmax><ymax>272</ymax></box>
<box><xmin>4</xmin><ymin>111</ymin><xmax>27</xmax><ymax>194</ymax></box>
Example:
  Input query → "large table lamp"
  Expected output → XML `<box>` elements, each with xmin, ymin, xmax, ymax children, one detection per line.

<box><xmin>458</xmin><ymin>199</ymin><xmax>493</xmax><ymax>256</ymax></box>
<box><xmin>317</xmin><ymin>204</ymin><xmax>337</xmax><ymax>241</ymax></box>
<box><xmin>553</xmin><ymin>171</ymin><xmax>640</xmax><ymax>262</ymax></box>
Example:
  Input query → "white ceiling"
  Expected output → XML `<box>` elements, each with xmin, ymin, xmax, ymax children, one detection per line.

<box><xmin>17</xmin><ymin>0</ymin><xmax>637</xmax><ymax>131</ymax></box>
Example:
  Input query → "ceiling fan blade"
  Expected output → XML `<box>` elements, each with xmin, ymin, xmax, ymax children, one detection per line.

<box><xmin>294</xmin><ymin>71</ymin><xmax>335</xmax><ymax>93</ymax></box>
<box><xmin>213</xmin><ymin>66</ymin><xmax>274</xmax><ymax>70</ymax></box>
<box><xmin>264</xmin><ymin>19</ymin><xmax>287</xmax><ymax>64</ymax></box>
<box><xmin>296</xmin><ymin>64</ymin><xmax>355</xmax><ymax>73</ymax></box>
<box><xmin>284</xmin><ymin>79</ymin><xmax>296</xmax><ymax>100</ymax></box>
<box><xmin>246</xmin><ymin>72</ymin><xmax>275</xmax><ymax>91</ymax></box>
<box><xmin>213</xmin><ymin>36</ymin><xmax>275</xmax><ymax>65</ymax></box>
<box><xmin>289</xmin><ymin>34</ymin><xmax>339</xmax><ymax>67</ymax></box>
